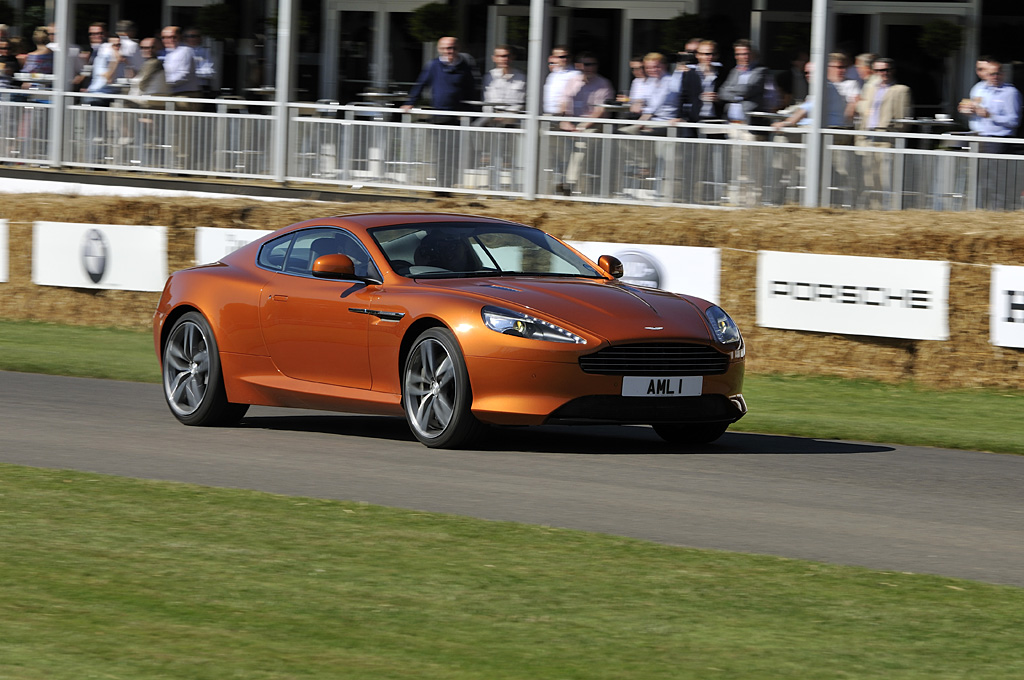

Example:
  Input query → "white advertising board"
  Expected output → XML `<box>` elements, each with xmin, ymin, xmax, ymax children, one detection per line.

<box><xmin>756</xmin><ymin>251</ymin><xmax>950</xmax><ymax>341</ymax></box>
<box><xmin>991</xmin><ymin>265</ymin><xmax>1024</xmax><ymax>348</ymax></box>
<box><xmin>0</xmin><ymin>219</ymin><xmax>8</xmax><ymax>283</ymax></box>
<box><xmin>567</xmin><ymin>240</ymin><xmax>721</xmax><ymax>304</ymax></box>
<box><xmin>32</xmin><ymin>221</ymin><xmax>167</xmax><ymax>292</ymax></box>
<box><xmin>195</xmin><ymin>227</ymin><xmax>272</xmax><ymax>265</ymax></box>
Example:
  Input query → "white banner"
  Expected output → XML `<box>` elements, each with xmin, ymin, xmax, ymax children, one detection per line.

<box><xmin>32</xmin><ymin>221</ymin><xmax>167</xmax><ymax>292</ymax></box>
<box><xmin>991</xmin><ymin>265</ymin><xmax>1024</xmax><ymax>348</ymax></box>
<box><xmin>568</xmin><ymin>240</ymin><xmax>720</xmax><ymax>304</ymax></box>
<box><xmin>0</xmin><ymin>219</ymin><xmax>8</xmax><ymax>283</ymax></box>
<box><xmin>195</xmin><ymin>226</ymin><xmax>272</xmax><ymax>265</ymax></box>
<box><xmin>757</xmin><ymin>251</ymin><xmax>950</xmax><ymax>341</ymax></box>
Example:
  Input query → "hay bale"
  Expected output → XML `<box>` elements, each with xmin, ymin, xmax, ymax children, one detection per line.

<box><xmin>3</xmin><ymin>194</ymin><xmax>1024</xmax><ymax>388</ymax></box>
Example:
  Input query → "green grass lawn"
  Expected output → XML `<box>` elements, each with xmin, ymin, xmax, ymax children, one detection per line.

<box><xmin>2</xmin><ymin>318</ymin><xmax>1022</xmax><ymax>455</ymax></box>
<box><xmin>3</xmin><ymin>319</ymin><xmax>1024</xmax><ymax>677</ymax></box>
<box><xmin>2</xmin><ymin>464</ymin><xmax>1023</xmax><ymax>680</ymax></box>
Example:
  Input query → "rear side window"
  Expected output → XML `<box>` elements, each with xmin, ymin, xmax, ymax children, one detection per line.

<box><xmin>257</xmin><ymin>228</ymin><xmax>381</xmax><ymax>280</ymax></box>
<box><xmin>257</xmin><ymin>235</ymin><xmax>292</xmax><ymax>271</ymax></box>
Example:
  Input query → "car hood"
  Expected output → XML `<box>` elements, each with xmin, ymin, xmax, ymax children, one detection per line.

<box><xmin>416</xmin><ymin>277</ymin><xmax>715</xmax><ymax>343</ymax></box>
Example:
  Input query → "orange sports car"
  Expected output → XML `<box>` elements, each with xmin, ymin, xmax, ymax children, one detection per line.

<box><xmin>154</xmin><ymin>213</ymin><xmax>746</xmax><ymax>448</ymax></box>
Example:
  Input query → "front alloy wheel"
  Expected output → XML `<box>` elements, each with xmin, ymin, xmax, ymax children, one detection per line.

<box><xmin>403</xmin><ymin>328</ymin><xmax>482</xmax><ymax>448</ymax></box>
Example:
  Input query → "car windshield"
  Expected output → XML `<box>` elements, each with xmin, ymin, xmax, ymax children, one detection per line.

<box><xmin>370</xmin><ymin>222</ymin><xmax>604</xmax><ymax>279</ymax></box>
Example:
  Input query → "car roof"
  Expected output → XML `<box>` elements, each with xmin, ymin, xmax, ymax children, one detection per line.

<box><xmin>289</xmin><ymin>212</ymin><xmax>526</xmax><ymax>232</ymax></box>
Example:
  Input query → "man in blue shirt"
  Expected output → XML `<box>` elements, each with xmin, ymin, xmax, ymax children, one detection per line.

<box><xmin>959</xmin><ymin>56</ymin><xmax>1021</xmax><ymax>154</ymax></box>
<box><xmin>958</xmin><ymin>57</ymin><xmax>1021</xmax><ymax>208</ymax></box>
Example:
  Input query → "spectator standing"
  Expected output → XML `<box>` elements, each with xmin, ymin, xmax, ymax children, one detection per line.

<box><xmin>776</xmin><ymin>49</ymin><xmax>810</xmax><ymax>109</ymax></box>
<box><xmin>402</xmin><ymin>36</ymin><xmax>477</xmax><ymax>114</ymax></box>
<box><xmin>770</xmin><ymin>60</ymin><xmax>847</xmax><ymax>130</ymax></box>
<box><xmin>620</xmin><ymin>53</ymin><xmax>678</xmax><ymax>135</ymax></box>
<box><xmin>161</xmin><ymin>26</ymin><xmax>199</xmax><ymax>100</ymax></box>
<box><xmin>856</xmin><ymin>58</ymin><xmax>911</xmax><ymax>133</ymax></box>
<box><xmin>718</xmin><ymin>39</ymin><xmax>769</xmax><ymax>125</ymax></box>
<box><xmin>560</xmin><ymin>52</ymin><xmax>613</xmax><ymax>131</ymax></box>
<box><xmin>402</xmin><ymin>36</ymin><xmax>478</xmax><ymax>192</ymax></box>
<box><xmin>960</xmin><ymin>56</ymin><xmax>1021</xmax><ymax>152</ymax></box>
<box><xmin>625</xmin><ymin>56</ymin><xmax>645</xmax><ymax>110</ymax></box>
<box><xmin>0</xmin><ymin>37</ymin><xmax>17</xmax><ymax>89</ymax></box>
<box><xmin>558</xmin><ymin>51</ymin><xmax>614</xmax><ymax>195</ymax></box>
<box><xmin>855</xmin><ymin>57</ymin><xmax>912</xmax><ymax>208</ymax></box>
<box><xmin>18</xmin><ymin>26</ymin><xmax>53</xmax><ymax>90</ymax></box>
<box><xmin>831</xmin><ymin>53</ymin><xmax>861</xmax><ymax>121</ymax></box>
<box><xmin>185</xmin><ymin>27</ymin><xmax>216</xmax><ymax>96</ymax></box>
<box><xmin>480</xmin><ymin>44</ymin><xmax>526</xmax><ymax>124</ymax></box>
<box><xmin>693</xmin><ymin>40</ymin><xmax>723</xmax><ymax>121</ymax></box>
<box><xmin>959</xmin><ymin>57</ymin><xmax>1021</xmax><ymax>209</ymax></box>
<box><xmin>85</xmin><ymin>35</ymin><xmax>125</xmax><ymax>105</ymax></box>
<box><xmin>542</xmin><ymin>45</ymin><xmax>576</xmax><ymax>115</ymax></box>
<box><xmin>115</xmin><ymin>20</ymin><xmax>143</xmax><ymax>79</ymax></box>
<box><xmin>129</xmin><ymin>36</ymin><xmax>167</xmax><ymax>103</ymax></box>
<box><xmin>72</xmin><ymin>22</ymin><xmax>107</xmax><ymax>91</ymax></box>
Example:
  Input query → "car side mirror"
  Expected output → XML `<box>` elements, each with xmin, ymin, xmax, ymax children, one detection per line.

<box><xmin>312</xmin><ymin>253</ymin><xmax>380</xmax><ymax>284</ymax></box>
<box><xmin>598</xmin><ymin>255</ymin><xmax>623</xmax><ymax>279</ymax></box>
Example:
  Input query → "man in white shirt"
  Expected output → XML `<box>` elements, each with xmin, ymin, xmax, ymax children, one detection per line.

<box><xmin>543</xmin><ymin>46</ymin><xmax>576</xmax><ymax>115</ymax></box>
<box><xmin>480</xmin><ymin>45</ymin><xmax>526</xmax><ymax>126</ymax></box>
<box><xmin>161</xmin><ymin>26</ymin><xmax>199</xmax><ymax>99</ymax></box>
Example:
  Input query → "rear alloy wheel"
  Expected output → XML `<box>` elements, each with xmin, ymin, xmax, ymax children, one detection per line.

<box><xmin>403</xmin><ymin>328</ymin><xmax>482</xmax><ymax>448</ymax></box>
<box><xmin>653</xmin><ymin>421</ymin><xmax>729</xmax><ymax>445</ymax></box>
<box><xmin>162</xmin><ymin>311</ymin><xmax>248</xmax><ymax>426</ymax></box>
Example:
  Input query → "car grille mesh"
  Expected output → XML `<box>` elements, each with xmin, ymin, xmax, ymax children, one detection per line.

<box><xmin>579</xmin><ymin>343</ymin><xmax>729</xmax><ymax>376</ymax></box>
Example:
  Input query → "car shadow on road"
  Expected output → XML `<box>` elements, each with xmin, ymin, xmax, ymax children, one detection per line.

<box><xmin>238</xmin><ymin>412</ymin><xmax>894</xmax><ymax>455</ymax></box>
<box><xmin>471</xmin><ymin>425</ymin><xmax>895</xmax><ymax>455</ymax></box>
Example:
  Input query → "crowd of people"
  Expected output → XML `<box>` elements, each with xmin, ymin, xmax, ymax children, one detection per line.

<box><xmin>0</xmin><ymin>20</ymin><xmax>215</xmax><ymax>105</ymax></box>
<box><xmin>2</xmin><ymin>23</ymin><xmax>1021</xmax><ymax>205</ymax></box>
<box><xmin>400</xmin><ymin>35</ymin><xmax>1021</xmax><ymax>202</ymax></box>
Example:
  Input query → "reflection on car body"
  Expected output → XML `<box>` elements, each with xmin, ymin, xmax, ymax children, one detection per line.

<box><xmin>154</xmin><ymin>213</ymin><xmax>746</xmax><ymax>448</ymax></box>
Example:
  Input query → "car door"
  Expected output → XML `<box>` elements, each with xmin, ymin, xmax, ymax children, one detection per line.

<box><xmin>258</xmin><ymin>228</ymin><xmax>379</xmax><ymax>389</ymax></box>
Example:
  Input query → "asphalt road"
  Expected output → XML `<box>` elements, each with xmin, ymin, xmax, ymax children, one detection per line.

<box><xmin>3</xmin><ymin>370</ymin><xmax>1022</xmax><ymax>587</ymax></box>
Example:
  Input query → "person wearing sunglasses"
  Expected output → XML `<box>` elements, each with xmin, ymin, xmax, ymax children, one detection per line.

<box><xmin>72</xmin><ymin>22</ymin><xmax>107</xmax><ymax>91</ymax></box>
<box><xmin>543</xmin><ymin>46</ymin><xmax>575</xmax><ymax>115</ymax></box>
<box><xmin>855</xmin><ymin>57</ymin><xmax>912</xmax><ymax>208</ymax></box>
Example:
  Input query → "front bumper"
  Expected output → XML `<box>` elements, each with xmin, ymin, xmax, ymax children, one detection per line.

<box><xmin>466</xmin><ymin>355</ymin><xmax>745</xmax><ymax>426</ymax></box>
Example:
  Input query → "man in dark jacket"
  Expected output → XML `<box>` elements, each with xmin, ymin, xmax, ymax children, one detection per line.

<box><xmin>402</xmin><ymin>36</ymin><xmax>477</xmax><ymax>114</ymax></box>
<box><xmin>402</xmin><ymin>36</ymin><xmax>478</xmax><ymax>192</ymax></box>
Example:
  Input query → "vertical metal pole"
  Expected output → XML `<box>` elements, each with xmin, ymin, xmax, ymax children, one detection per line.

<box><xmin>273</xmin><ymin>0</ymin><xmax>294</xmax><ymax>182</ymax></box>
<box><xmin>49</xmin><ymin>0</ymin><xmax>71</xmax><ymax>168</ymax></box>
<box><xmin>802</xmin><ymin>0</ymin><xmax>829</xmax><ymax>208</ymax></box>
<box><xmin>523</xmin><ymin>0</ymin><xmax>547</xmax><ymax>200</ymax></box>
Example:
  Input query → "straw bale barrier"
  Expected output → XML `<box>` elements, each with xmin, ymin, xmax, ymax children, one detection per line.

<box><xmin>3</xmin><ymin>193</ymin><xmax>1024</xmax><ymax>389</ymax></box>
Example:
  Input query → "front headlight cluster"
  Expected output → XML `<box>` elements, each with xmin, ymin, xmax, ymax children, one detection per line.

<box><xmin>705</xmin><ymin>305</ymin><xmax>743</xmax><ymax>347</ymax></box>
<box><xmin>482</xmin><ymin>306</ymin><xmax>586</xmax><ymax>344</ymax></box>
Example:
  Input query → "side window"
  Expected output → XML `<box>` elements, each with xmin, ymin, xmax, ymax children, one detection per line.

<box><xmin>266</xmin><ymin>227</ymin><xmax>382</xmax><ymax>279</ymax></box>
<box><xmin>257</xmin><ymin>234</ymin><xmax>292</xmax><ymax>271</ymax></box>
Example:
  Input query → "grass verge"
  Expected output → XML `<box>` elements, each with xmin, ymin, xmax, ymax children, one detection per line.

<box><xmin>2</xmin><ymin>318</ymin><xmax>1022</xmax><ymax>454</ymax></box>
<box><xmin>2</xmin><ymin>464</ymin><xmax>1023</xmax><ymax>680</ymax></box>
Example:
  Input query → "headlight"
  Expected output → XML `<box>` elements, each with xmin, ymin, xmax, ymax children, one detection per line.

<box><xmin>482</xmin><ymin>306</ymin><xmax>586</xmax><ymax>344</ymax></box>
<box><xmin>705</xmin><ymin>305</ymin><xmax>742</xmax><ymax>346</ymax></box>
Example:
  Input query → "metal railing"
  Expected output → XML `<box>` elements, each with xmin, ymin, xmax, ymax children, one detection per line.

<box><xmin>3</xmin><ymin>88</ymin><xmax>1023</xmax><ymax>211</ymax></box>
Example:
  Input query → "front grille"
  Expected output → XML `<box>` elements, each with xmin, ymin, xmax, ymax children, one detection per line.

<box><xmin>579</xmin><ymin>343</ymin><xmax>729</xmax><ymax>376</ymax></box>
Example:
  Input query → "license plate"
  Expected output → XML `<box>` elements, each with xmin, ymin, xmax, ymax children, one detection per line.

<box><xmin>621</xmin><ymin>376</ymin><xmax>703</xmax><ymax>397</ymax></box>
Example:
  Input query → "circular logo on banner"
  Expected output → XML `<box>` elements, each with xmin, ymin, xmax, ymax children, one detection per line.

<box><xmin>616</xmin><ymin>250</ymin><xmax>662</xmax><ymax>289</ymax></box>
<box><xmin>82</xmin><ymin>229</ymin><xmax>109</xmax><ymax>284</ymax></box>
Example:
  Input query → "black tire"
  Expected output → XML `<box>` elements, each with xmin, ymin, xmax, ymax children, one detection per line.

<box><xmin>403</xmin><ymin>328</ymin><xmax>482</xmax><ymax>448</ymax></box>
<box><xmin>653</xmin><ymin>421</ymin><xmax>729</xmax><ymax>445</ymax></box>
<box><xmin>162</xmin><ymin>311</ymin><xmax>249</xmax><ymax>426</ymax></box>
